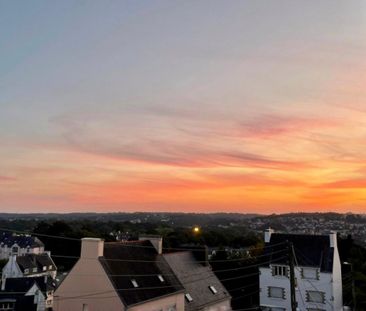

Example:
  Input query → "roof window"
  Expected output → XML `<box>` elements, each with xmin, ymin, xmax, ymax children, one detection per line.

<box><xmin>131</xmin><ymin>279</ymin><xmax>139</xmax><ymax>288</ymax></box>
<box><xmin>185</xmin><ymin>293</ymin><xmax>193</xmax><ymax>302</ymax></box>
<box><xmin>209</xmin><ymin>285</ymin><xmax>217</xmax><ymax>294</ymax></box>
<box><xmin>157</xmin><ymin>274</ymin><xmax>165</xmax><ymax>282</ymax></box>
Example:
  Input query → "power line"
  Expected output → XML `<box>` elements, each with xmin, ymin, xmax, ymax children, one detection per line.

<box><xmin>0</xmin><ymin>226</ymin><xmax>287</xmax><ymax>252</ymax></box>
<box><xmin>292</xmin><ymin>246</ymin><xmax>334</xmax><ymax>309</ymax></box>
<box><xmin>49</xmin><ymin>248</ymin><xmax>287</xmax><ymax>264</ymax></box>
<box><xmin>54</xmin><ymin>255</ymin><xmax>287</xmax><ymax>278</ymax></box>
<box><xmin>54</xmin><ymin>271</ymin><xmax>262</xmax><ymax>301</ymax></box>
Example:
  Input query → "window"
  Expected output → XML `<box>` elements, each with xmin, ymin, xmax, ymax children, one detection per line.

<box><xmin>157</xmin><ymin>274</ymin><xmax>164</xmax><ymax>282</ymax></box>
<box><xmin>306</xmin><ymin>291</ymin><xmax>325</xmax><ymax>303</ymax></box>
<box><xmin>32</xmin><ymin>268</ymin><xmax>37</xmax><ymax>273</ymax></box>
<box><xmin>11</xmin><ymin>247</ymin><xmax>18</xmax><ymax>254</ymax></box>
<box><xmin>185</xmin><ymin>293</ymin><xmax>193</xmax><ymax>302</ymax></box>
<box><xmin>302</xmin><ymin>268</ymin><xmax>319</xmax><ymax>280</ymax></box>
<box><xmin>0</xmin><ymin>301</ymin><xmax>15</xmax><ymax>311</ymax></box>
<box><xmin>268</xmin><ymin>287</ymin><xmax>285</xmax><ymax>299</ymax></box>
<box><xmin>43</xmin><ymin>266</ymin><xmax>47</xmax><ymax>271</ymax></box>
<box><xmin>209</xmin><ymin>285</ymin><xmax>217</xmax><ymax>294</ymax></box>
<box><xmin>131</xmin><ymin>279</ymin><xmax>139</xmax><ymax>288</ymax></box>
<box><xmin>48</xmin><ymin>265</ymin><xmax>53</xmax><ymax>270</ymax></box>
<box><xmin>167</xmin><ymin>305</ymin><xmax>176</xmax><ymax>311</ymax></box>
<box><xmin>82</xmin><ymin>304</ymin><xmax>89</xmax><ymax>311</ymax></box>
<box><xmin>24</xmin><ymin>268</ymin><xmax>29</xmax><ymax>274</ymax></box>
<box><xmin>272</xmin><ymin>265</ymin><xmax>288</xmax><ymax>277</ymax></box>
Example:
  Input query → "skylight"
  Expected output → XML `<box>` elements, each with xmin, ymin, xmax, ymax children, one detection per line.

<box><xmin>209</xmin><ymin>285</ymin><xmax>217</xmax><ymax>294</ymax></box>
<box><xmin>131</xmin><ymin>279</ymin><xmax>139</xmax><ymax>288</ymax></box>
<box><xmin>185</xmin><ymin>293</ymin><xmax>193</xmax><ymax>302</ymax></box>
<box><xmin>157</xmin><ymin>274</ymin><xmax>165</xmax><ymax>282</ymax></box>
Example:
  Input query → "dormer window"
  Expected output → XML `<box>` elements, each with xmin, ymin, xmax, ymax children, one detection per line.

<box><xmin>157</xmin><ymin>274</ymin><xmax>165</xmax><ymax>282</ymax></box>
<box><xmin>185</xmin><ymin>293</ymin><xmax>193</xmax><ymax>302</ymax></box>
<box><xmin>131</xmin><ymin>279</ymin><xmax>139</xmax><ymax>288</ymax></box>
<box><xmin>209</xmin><ymin>285</ymin><xmax>217</xmax><ymax>294</ymax></box>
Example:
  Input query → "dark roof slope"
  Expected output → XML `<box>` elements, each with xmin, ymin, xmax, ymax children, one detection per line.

<box><xmin>16</xmin><ymin>253</ymin><xmax>57</xmax><ymax>275</ymax></box>
<box><xmin>0</xmin><ymin>232</ymin><xmax>44</xmax><ymax>248</ymax></box>
<box><xmin>1</xmin><ymin>277</ymin><xmax>56</xmax><ymax>311</ymax></box>
<box><xmin>99</xmin><ymin>240</ymin><xmax>184</xmax><ymax>307</ymax></box>
<box><xmin>163</xmin><ymin>251</ymin><xmax>231</xmax><ymax>311</ymax></box>
<box><xmin>4</xmin><ymin>276</ymin><xmax>56</xmax><ymax>294</ymax></box>
<box><xmin>262</xmin><ymin>233</ymin><xmax>334</xmax><ymax>272</ymax></box>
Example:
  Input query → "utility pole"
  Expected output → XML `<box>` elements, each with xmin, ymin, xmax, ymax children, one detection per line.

<box><xmin>288</xmin><ymin>241</ymin><xmax>297</xmax><ymax>311</ymax></box>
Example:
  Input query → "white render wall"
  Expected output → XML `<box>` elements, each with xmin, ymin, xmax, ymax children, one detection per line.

<box><xmin>331</xmin><ymin>234</ymin><xmax>343</xmax><ymax>311</ymax></box>
<box><xmin>0</xmin><ymin>243</ymin><xmax>44</xmax><ymax>260</ymax></box>
<box><xmin>1</xmin><ymin>256</ymin><xmax>23</xmax><ymax>287</ymax></box>
<box><xmin>260</xmin><ymin>266</ymin><xmax>341</xmax><ymax>311</ymax></box>
<box><xmin>260</xmin><ymin>266</ymin><xmax>292</xmax><ymax>310</ymax></box>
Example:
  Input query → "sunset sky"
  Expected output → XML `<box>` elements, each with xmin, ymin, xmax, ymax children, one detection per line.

<box><xmin>1</xmin><ymin>1</ymin><xmax>366</xmax><ymax>213</ymax></box>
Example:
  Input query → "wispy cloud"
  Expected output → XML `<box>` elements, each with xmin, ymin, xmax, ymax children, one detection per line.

<box><xmin>0</xmin><ymin>176</ymin><xmax>16</xmax><ymax>182</ymax></box>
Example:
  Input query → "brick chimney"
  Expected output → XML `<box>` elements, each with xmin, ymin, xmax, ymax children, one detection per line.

<box><xmin>81</xmin><ymin>238</ymin><xmax>104</xmax><ymax>259</ymax></box>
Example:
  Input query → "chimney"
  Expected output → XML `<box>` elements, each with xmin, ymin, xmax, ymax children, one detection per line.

<box><xmin>264</xmin><ymin>228</ymin><xmax>274</xmax><ymax>243</ymax></box>
<box><xmin>81</xmin><ymin>238</ymin><xmax>104</xmax><ymax>259</ymax></box>
<box><xmin>329</xmin><ymin>231</ymin><xmax>337</xmax><ymax>248</ymax></box>
<box><xmin>139</xmin><ymin>235</ymin><xmax>162</xmax><ymax>254</ymax></box>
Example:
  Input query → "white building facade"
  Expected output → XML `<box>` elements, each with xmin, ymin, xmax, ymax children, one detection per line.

<box><xmin>259</xmin><ymin>229</ymin><xmax>343</xmax><ymax>311</ymax></box>
<box><xmin>0</xmin><ymin>232</ymin><xmax>44</xmax><ymax>259</ymax></box>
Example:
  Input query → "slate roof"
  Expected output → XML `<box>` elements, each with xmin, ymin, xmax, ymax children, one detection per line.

<box><xmin>0</xmin><ymin>277</ymin><xmax>56</xmax><ymax>311</ymax></box>
<box><xmin>4</xmin><ymin>276</ymin><xmax>56</xmax><ymax>294</ymax></box>
<box><xmin>0</xmin><ymin>232</ymin><xmax>44</xmax><ymax>248</ymax></box>
<box><xmin>16</xmin><ymin>253</ymin><xmax>57</xmax><ymax>275</ymax></box>
<box><xmin>163</xmin><ymin>251</ymin><xmax>231</xmax><ymax>311</ymax></box>
<box><xmin>99</xmin><ymin>240</ymin><xmax>184</xmax><ymax>307</ymax></box>
<box><xmin>262</xmin><ymin>233</ymin><xmax>334</xmax><ymax>272</ymax></box>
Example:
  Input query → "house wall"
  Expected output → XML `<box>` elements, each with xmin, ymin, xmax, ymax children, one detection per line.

<box><xmin>260</xmin><ymin>266</ymin><xmax>338</xmax><ymax>311</ymax></box>
<box><xmin>25</xmin><ymin>284</ymin><xmax>47</xmax><ymax>311</ymax></box>
<box><xmin>0</xmin><ymin>244</ymin><xmax>44</xmax><ymax>260</ymax></box>
<box><xmin>331</xmin><ymin>234</ymin><xmax>343</xmax><ymax>311</ymax></box>
<box><xmin>1</xmin><ymin>256</ymin><xmax>23</xmax><ymax>288</ymax></box>
<box><xmin>200</xmin><ymin>299</ymin><xmax>231</xmax><ymax>311</ymax></box>
<box><xmin>127</xmin><ymin>293</ymin><xmax>185</xmax><ymax>311</ymax></box>
<box><xmin>260</xmin><ymin>267</ymin><xmax>292</xmax><ymax>310</ymax></box>
<box><xmin>54</xmin><ymin>257</ymin><xmax>125</xmax><ymax>311</ymax></box>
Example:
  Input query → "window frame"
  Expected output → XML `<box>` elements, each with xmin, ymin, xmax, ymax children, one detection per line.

<box><xmin>268</xmin><ymin>286</ymin><xmax>285</xmax><ymax>299</ymax></box>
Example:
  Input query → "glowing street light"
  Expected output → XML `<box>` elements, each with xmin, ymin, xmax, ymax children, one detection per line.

<box><xmin>193</xmin><ymin>226</ymin><xmax>200</xmax><ymax>234</ymax></box>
